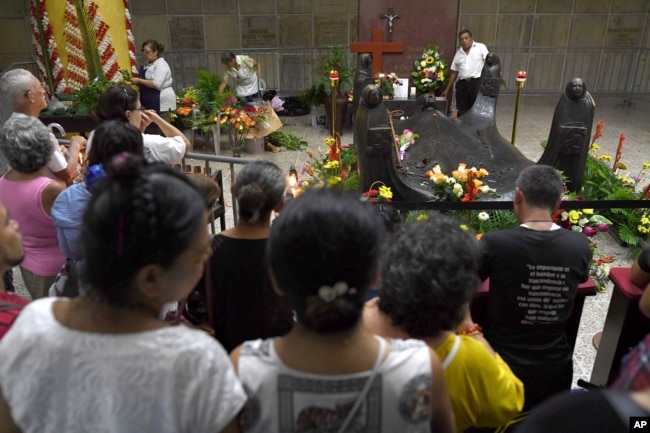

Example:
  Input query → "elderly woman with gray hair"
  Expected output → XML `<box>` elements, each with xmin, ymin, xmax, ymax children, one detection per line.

<box><xmin>193</xmin><ymin>160</ymin><xmax>293</xmax><ymax>352</ymax></box>
<box><xmin>0</xmin><ymin>116</ymin><xmax>66</xmax><ymax>299</ymax></box>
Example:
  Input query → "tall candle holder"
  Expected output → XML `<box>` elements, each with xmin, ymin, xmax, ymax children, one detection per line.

<box><xmin>512</xmin><ymin>71</ymin><xmax>527</xmax><ymax>145</ymax></box>
<box><xmin>329</xmin><ymin>70</ymin><xmax>339</xmax><ymax>138</ymax></box>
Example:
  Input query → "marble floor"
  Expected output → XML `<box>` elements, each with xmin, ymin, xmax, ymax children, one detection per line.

<box><xmin>13</xmin><ymin>92</ymin><xmax>649</xmax><ymax>387</ymax></box>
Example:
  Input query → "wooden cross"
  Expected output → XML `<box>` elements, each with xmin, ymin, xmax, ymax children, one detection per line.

<box><xmin>351</xmin><ymin>28</ymin><xmax>405</xmax><ymax>76</ymax></box>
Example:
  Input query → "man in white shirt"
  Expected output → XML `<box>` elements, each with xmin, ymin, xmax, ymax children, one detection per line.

<box><xmin>0</xmin><ymin>69</ymin><xmax>85</xmax><ymax>184</ymax></box>
<box><xmin>442</xmin><ymin>29</ymin><xmax>489</xmax><ymax>117</ymax></box>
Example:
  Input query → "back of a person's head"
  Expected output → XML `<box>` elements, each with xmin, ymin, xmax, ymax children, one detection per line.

<box><xmin>188</xmin><ymin>173</ymin><xmax>221</xmax><ymax>211</ymax></box>
<box><xmin>94</xmin><ymin>85</ymin><xmax>138</xmax><ymax>122</ymax></box>
<box><xmin>378</xmin><ymin>214</ymin><xmax>481</xmax><ymax>338</ymax></box>
<box><xmin>81</xmin><ymin>153</ymin><xmax>205</xmax><ymax>305</ymax></box>
<box><xmin>234</xmin><ymin>161</ymin><xmax>285</xmax><ymax>224</ymax></box>
<box><xmin>0</xmin><ymin>116</ymin><xmax>53</xmax><ymax>173</ymax></box>
<box><xmin>0</xmin><ymin>69</ymin><xmax>33</xmax><ymax>103</ymax></box>
<box><xmin>268</xmin><ymin>188</ymin><xmax>385</xmax><ymax>334</ymax></box>
<box><xmin>221</xmin><ymin>51</ymin><xmax>235</xmax><ymax>65</ymax></box>
<box><xmin>516</xmin><ymin>164</ymin><xmax>563</xmax><ymax>210</ymax></box>
<box><xmin>87</xmin><ymin>120</ymin><xmax>144</xmax><ymax>167</ymax></box>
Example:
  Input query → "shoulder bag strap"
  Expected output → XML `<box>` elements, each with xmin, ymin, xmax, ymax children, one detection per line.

<box><xmin>441</xmin><ymin>335</ymin><xmax>461</xmax><ymax>370</ymax></box>
<box><xmin>336</xmin><ymin>337</ymin><xmax>387</xmax><ymax>433</ymax></box>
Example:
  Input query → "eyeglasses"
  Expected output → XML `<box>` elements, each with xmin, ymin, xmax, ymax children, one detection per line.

<box><xmin>142</xmin><ymin>49</ymin><xmax>153</xmax><ymax>54</ymax></box>
<box><xmin>122</xmin><ymin>87</ymin><xmax>129</xmax><ymax>112</ymax></box>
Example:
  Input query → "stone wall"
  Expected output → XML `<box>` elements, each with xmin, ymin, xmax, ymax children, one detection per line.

<box><xmin>1</xmin><ymin>0</ymin><xmax>649</xmax><ymax>94</ymax></box>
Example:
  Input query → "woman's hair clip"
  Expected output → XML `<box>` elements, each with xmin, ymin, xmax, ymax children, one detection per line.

<box><xmin>84</xmin><ymin>163</ymin><xmax>106</xmax><ymax>192</ymax></box>
<box><xmin>317</xmin><ymin>281</ymin><xmax>357</xmax><ymax>303</ymax></box>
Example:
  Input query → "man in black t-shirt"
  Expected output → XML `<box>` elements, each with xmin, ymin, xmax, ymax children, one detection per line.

<box><xmin>479</xmin><ymin>165</ymin><xmax>592</xmax><ymax>410</ymax></box>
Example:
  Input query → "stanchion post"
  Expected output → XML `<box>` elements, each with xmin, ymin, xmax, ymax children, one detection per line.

<box><xmin>512</xmin><ymin>70</ymin><xmax>527</xmax><ymax>145</ymax></box>
<box><xmin>329</xmin><ymin>69</ymin><xmax>339</xmax><ymax>137</ymax></box>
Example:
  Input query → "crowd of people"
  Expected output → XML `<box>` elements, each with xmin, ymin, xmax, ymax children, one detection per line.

<box><xmin>0</xmin><ymin>63</ymin><xmax>649</xmax><ymax>433</ymax></box>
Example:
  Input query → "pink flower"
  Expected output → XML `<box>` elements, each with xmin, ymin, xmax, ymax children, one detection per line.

<box><xmin>583</xmin><ymin>226</ymin><xmax>597</xmax><ymax>237</ymax></box>
<box><xmin>597</xmin><ymin>223</ymin><xmax>609</xmax><ymax>233</ymax></box>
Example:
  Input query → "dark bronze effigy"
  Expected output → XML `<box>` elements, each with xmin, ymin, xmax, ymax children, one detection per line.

<box><xmin>354</xmin><ymin>54</ymin><xmax>593</xmax><ymax>201</ymax></box>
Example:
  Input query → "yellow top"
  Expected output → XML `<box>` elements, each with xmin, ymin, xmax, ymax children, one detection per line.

<box><xmin>436</xmin><ymin>333</ymin><xmax>525</xmax><ymax>433</ymax></box>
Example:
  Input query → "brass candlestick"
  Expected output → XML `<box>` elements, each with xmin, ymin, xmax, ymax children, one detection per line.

<box><xmin>512</xmin><ymin>70</ymin><xmax>527</xmax><ymax>145</ymax></box>
<box><xmin>329</xmin><ymin>70</ymin><xmax>339</xmax><ymax>137</ymax></box>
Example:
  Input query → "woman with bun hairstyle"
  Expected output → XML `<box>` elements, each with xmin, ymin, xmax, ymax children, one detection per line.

<box><xmin>194</xmin><ymin>160</ymin><xmax>293</xmax><ymax>353</ymax></box>
<box><xmin>230</xmin><ymin>188</ymin><xmax>455</xmax><ymax>433</ymax></box>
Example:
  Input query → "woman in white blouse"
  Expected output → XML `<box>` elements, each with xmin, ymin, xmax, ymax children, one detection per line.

<box><xmin>132</xmin><ymin>39</ymin><xmax>176</xmax><ymax>121</ymax></box>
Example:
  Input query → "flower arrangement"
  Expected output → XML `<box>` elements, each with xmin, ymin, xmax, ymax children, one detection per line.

<box><xmin>244</xmin><ymin>105</ymin><xmax>270</xmax><ymax>133</ymax></box>
<box><xmin>172</xmin><ymin>87</ymin><xmax>200</xmax><ymax>129</ymax></box>
<box><xmin>374</xmin><ymin>72</ymin><xmax>400</xmax><ymax>98</ymax></box>
<box><xmin>361</xmin><ymin>181</ymin><xmax>393</xmax><ymax>203</ymax></box>
<box><xmin>395</xmin><ymin>129</ymin><xmax>419</xmax><ymax>160</ymax></box>
<box><xmin>411</xmin><ymin>44</ymin><xmax>448</xmax><ymax>93</ymax></box>
<box><xmin>426</xmin><ymin>163</ymin><xmax>495</xmax><ymax>202</ymax></box>
<box><xmin>298</xmin><ymin>135</ymin><xmax>359</xmax><ymax>193</ymax></box>
<box><xmin>552</xmin><ymin>208</ymin><xmax>611</xmax><ymax>237</ymax></box>
<box><xmin>219</xmin><ymin>106</ymin><xmax>256</xmax><ymax>149</ymax></box>
<box><xmin>580</xmin><ymin>119</ymin><xmax>649</xmax><ymax>255</ymax></box>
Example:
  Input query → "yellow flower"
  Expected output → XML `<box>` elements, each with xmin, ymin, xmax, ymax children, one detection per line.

<box><xmin>641</xmin><ymin>217</ymin><xmax>650</xmax><ymax>224</ymax></box>
<box><xmin>590</xmin><ymin>143</ymin><xmax>600</xmax><ymax>152</ymax></box>
<box><xmin>416</xmin><ymin>214</ymin><xmax>428</xmax><ymax>221</ymax></box>
<box><xmin>620</xmin><ymin>176</ymin><xmax>634</xmax><ymax>186</ymax></box>
<box><xmin>460</xmin><ymin>224</ymin><xmax>469</xmax><ymax>231</ymax></box>
<box><xmin>640</xmin><ymin>226</ymin><xmax>649</xmax><ymax>234</ymax></box>
<box><xmin>643</xmin><ymin>162</ymin><xmax>650</xmax><ymax>170</ymax></box>
<box><xmin>599</xmin><ymin>154</ymin><xmax>612</xmax><ymax>162</ymax></box>
<box><xmin>324</xmin><ymin>137</ymin><xmax>335</xmax><ymax>145</ymax></box>
<box><xmin>429</xmin><ymin>173</ymin><xmax>447</xmax><ymax>185</ymax></box>
<box><xmin>438</xmin><ymin>71</ymin><xmax>444</xmax><ymax>81</ymax></box>
<box><xmin>582</xmin><ymin>209</ymin><xmax>594</xmax><ymax>215</ymax></box>
<box><xmin>324</xmin><ymin>160</ymin><xmax>340</xmax><ymax>170</ymax></box>
<box><xmin>378</xmin><ymin>185</ymin><xmax>393</xmax><ymax>200</ymax></box>
<box><xmin>426</xmin><ymin>56</ymin><xmax>434</xmax><ymax>64</ymax></box>
<box><xmin>327</xmin><ymin>176</ymin><xmax>342</xmax><ymax>187</ymax></box>
<box><xmin>568</xmin><ymin>210</ymin><xmax>581</xmax><ymax>224</ymax></box>
<box><xmin>615</xmin><ymin>161</ymin><xmax>628</xmax><ymax>170</ymax></box>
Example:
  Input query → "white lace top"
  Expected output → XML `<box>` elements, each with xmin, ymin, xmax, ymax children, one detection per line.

<box><xmin>0</xmin><ymin>298</ymin><xmax>246</xmax><ymax>433</ymax></box>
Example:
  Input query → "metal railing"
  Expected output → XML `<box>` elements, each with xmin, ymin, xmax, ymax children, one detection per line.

<box><xmin>182</xmin><ymin>151</ymin><xmax>254</xmax><ymax>230</ymax></box>
<box><xmin>156</xmin><ymin>47</ymin><xmax>354</xmax><ymax>96</ymax></box>
<box><xmin>477</xmin><ymin>46</ymin><xmax>649</xmax><ymax>103</ymax></box>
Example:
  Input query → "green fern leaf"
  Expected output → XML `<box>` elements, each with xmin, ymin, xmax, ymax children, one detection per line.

<box><xmin>74</xmin><ymin>0</ymin><xmax>104</xmax><ymax>80</ymax></box>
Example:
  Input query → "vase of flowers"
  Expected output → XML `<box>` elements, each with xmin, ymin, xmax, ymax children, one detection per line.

<box><xmin>220</xmin><ymin>106</ymin><xmax>256</xmax><ymax>157</ymax></box>
<box><xmin>411</xmin><ymin>44</ymin><xmax>448</xmax><ymax>95</ymax></box>
<box><xmin>374</xmin><ymin>72</ymin><xmax>400</xmax><ymax>99</ymax></box>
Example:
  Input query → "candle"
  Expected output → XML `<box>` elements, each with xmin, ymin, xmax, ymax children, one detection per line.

<box><xmin>516</xmin><ymin>71</ymin><xmax>527</xmax><ymax>81</ymax></box>
<box><xmin>410</xmin><ymin>87</ymin><xmax>416</xmax><ymax>98</ymax></box>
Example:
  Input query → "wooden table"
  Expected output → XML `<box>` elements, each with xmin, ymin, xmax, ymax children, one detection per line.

<box><xmin>590</xmin><ymin>267</ymin><xmax>650</xmax><ymax>386</ymax></box>
<box><xmin>470</xmin><ymin>277</ymin><xmax>597</xmax><ymax>351</ymax></box>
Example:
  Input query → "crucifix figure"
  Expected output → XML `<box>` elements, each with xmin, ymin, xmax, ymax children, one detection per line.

<box><xmin>381</xmin><ymin>7</ymin><xmax>399</xmax><ymax>41</ymax></box>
